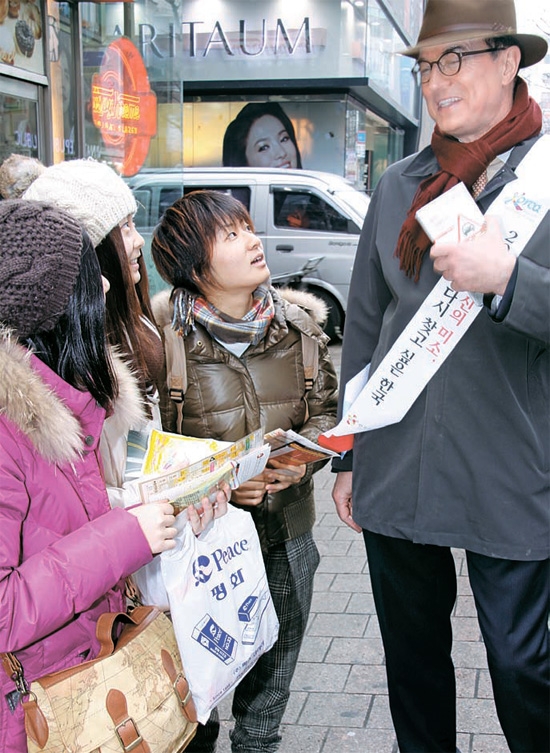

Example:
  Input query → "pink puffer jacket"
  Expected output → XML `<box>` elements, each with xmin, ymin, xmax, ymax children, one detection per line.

<box><xmin>0</xmin><ymin>328</ymin><xmax>152</xmax><ymax>752</ymax></box>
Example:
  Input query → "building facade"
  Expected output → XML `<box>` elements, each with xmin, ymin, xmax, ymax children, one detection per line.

<box><xmin>0</xmin><ymin>0</ymin><xmax>424</xmax><ymax>191</ymax></box>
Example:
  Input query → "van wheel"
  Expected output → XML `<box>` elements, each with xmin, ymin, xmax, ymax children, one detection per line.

<box><xmin>308</xmin><ymin>288</ymin><xmax>343</xmax><ymax>342</ymax></box>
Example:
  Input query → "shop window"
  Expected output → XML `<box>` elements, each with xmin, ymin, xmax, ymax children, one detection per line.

<box><xmin>0</xmin><ymin>91</ymin><xmax>40</xmax><ymax>163</ymax></box>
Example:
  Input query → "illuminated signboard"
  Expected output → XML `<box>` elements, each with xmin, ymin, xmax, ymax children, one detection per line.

<box><xmin>91</xmin><ymin>37</ymin><xmax>157</xmax><ymax>177</ymax></box>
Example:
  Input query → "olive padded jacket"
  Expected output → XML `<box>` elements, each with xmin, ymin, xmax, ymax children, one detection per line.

<box><xmin>153</xmin><ymin>287</ymin><xmax>339</xmax><ymax>549</ymax></box>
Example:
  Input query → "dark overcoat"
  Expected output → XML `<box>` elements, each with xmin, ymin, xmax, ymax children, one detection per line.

<box><xmin>335</xmin><ymin>135</ymin><xmax>549</xmax><ymax>560</ymax></box>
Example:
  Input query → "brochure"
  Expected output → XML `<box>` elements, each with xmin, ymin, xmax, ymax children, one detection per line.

<box><xmin>133</xmin><ymin>425</ymin><xmax>333</xmax><ymax>514</ymax></box>
<box><xmin>264</xmin><ymin>428</ymin><xmax>338</xmax><ymax>465</ymax></box>
<box><xmin>415</xmin><ymin>181</ymin><xmax>485</xmax><ymax>307</ymax></box>
<box><xmin>142</xmin><ymin>429</ymin><xmax>231</xmax><ymax>476</ymax></box>
<box><xmin>149</xmin><ymin>462</ymin><xmax>239</xmax><ymax>516</ymax></box>
<box><xmin>138</xmin><ymin>428</ymin><xmax>268</xmax><ymax>509</ymax></box>
<box><xmin>415</xmin><ymin>181</ymin><xmax>486</xmax><ymax>245</ymax></box>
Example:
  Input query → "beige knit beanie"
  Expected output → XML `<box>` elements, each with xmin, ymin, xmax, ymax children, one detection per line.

<box><xmin>23</xmin><ymin>159</ymin><xmax>137</xmax><ymax>248</ymax></box>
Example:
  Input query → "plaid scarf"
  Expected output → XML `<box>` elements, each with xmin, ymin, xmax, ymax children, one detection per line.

<box><xmin>396</xmin><ymin>78</ymin><xmax>542</xmax><ymax>281</ymax></box>
<box><xmin>171</xmin><ymin>285</ymin><xmax>275</xmax><ymax>345</ymax></box>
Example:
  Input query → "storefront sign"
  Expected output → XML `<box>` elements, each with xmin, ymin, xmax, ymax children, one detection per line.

<box><xmin>91</xmin><ymin>37</ymin><xmax>157</xmax><ymax>177</ymax></box>
<box><xmin>135</xmin><ymin>17</ymin><xmax>325</xmax><ymax>60</ymax></box>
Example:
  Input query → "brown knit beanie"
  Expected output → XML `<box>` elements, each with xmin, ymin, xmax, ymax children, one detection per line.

<box><xmin>0</xmin><ymin>200</ymin><xmax>84</xmax><ymax>337</ymax></box>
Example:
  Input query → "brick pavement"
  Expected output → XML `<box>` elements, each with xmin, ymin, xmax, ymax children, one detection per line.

<box><xmin>215</xmin><ymin>345</ymin><xmax>510</xmax><ymax>753</ymax></box>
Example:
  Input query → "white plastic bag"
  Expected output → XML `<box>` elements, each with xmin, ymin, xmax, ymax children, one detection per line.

<box><xmin>107</xmin><ymin>476</ymin><xmax>172</xmax><ymax>610</ymax></box>
<box><xmin>131</xmin><ymin>554</ymin><xmax>170</xmax><ymax>611</ymax></box>
<box><xmin>161</xmin><ymin>504</ymin><xmax>280</xmax><ymax>723</ymax></box>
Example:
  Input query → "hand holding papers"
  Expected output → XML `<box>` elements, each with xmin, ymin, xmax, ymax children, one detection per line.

<box><xmin>138</xmin><ymin>428</ymin><xmax>270</xmax><ymax>515</ymax></box>
<box><xmin>130</xmin><ymin>426</ymin><xmax>332</xmax><ymax>516</ymax></box>
<box><xmin>415</xmin><ymin>181</ymin><xmax>486</xmax><ymax>245</ymax></box>
<box><xmin>264</xmin><ymin>429</ymin><xmax>338</xmax><ymax>465</ymax></box>
<box><xmin>417</xmin><ymin>182</ymin><xmax>486</xmax><ymax>306</ymax></box>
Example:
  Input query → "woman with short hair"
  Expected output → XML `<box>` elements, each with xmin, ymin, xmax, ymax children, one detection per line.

<box><xmin>151</xmin><ymin>189</ymin><xmax>338</xmax><ymax>753</ymax></box>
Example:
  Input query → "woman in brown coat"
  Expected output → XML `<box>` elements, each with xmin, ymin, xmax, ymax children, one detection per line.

<box><xmin>151</xmin><ymin>190</ymin><xmax>338</xmax><ymax>753</ymax></box>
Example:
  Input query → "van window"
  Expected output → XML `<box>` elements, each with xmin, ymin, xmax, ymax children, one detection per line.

<box><xmin>157</xmin><ymin>186</ymin><xmax>252</xmax><ymax>220</ymax></box>
<box><xmin>273</xmin><ymin>190</ymin><xmax>358</xmax><ymax>233</ymax></box>
<box><xmin>159</xmin><ymin>187</ymin><xmax>185</xmax><ymax>219</ymax></box>
<box><xmin>182</xmin><ymin>186</ymin><xmax>252</xmax><ymax>213</ymax></box>
<box><xmin>133</xmin><ymin>189</ymin><xmax>151</xmax><ymax>227</ymax></box>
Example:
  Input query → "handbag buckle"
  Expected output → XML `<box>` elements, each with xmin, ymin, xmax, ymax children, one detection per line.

<box><xmin>114</xmin><ymin>716</ymin><xmax>144</xmax><ymax>752</ymax></box>
<box><xmin>2</xmin><ymin>652</ymin><xmax>29</xmax><ymax>695</ymax></box>
<box><xmin>173</xmin><ymin>672</ymin><xmax>192</xmax><ymax>708</ymax></box>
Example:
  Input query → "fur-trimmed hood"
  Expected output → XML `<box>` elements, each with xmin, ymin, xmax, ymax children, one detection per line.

<box><xmin>273</xmin><ymin>287</ymin><xmax>328</xmax><ymax>327</ymax></box>
<box><xmin>0</xmin><ymin>325</ymin><xmax>146</xmax><ymax>465</ymax></box>
<box><xmin>102</xmin><ymin>348</ymin><xmax>149</xmax><ymax>442</ymax></box>
<box><xmin>0</xmin><ymin>324</ymin><xmax>83</xmax><ymax>464</ymax></box>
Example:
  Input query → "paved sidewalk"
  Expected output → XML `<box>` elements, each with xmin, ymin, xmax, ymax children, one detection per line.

<box><xmin>215</xmin><ymin>346</ymin><xmax>510</xmax><ymax>753</ymax></box>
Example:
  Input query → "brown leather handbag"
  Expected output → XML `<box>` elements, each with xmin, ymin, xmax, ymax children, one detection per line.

<box><xmin>2</xmin><ymin>606</ymin><xmax>197</xmax><ymax>753</ymax></box>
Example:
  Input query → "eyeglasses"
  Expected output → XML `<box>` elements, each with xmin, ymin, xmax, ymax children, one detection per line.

<box><xmin>412</xmin><ymin>48</ymin><xmax>498</xmax><ymax>84</ymax></box>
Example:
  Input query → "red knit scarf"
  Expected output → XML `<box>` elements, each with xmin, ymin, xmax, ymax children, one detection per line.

<box><xmin>396</xmin><ymin>78</ymin><xmax>542</xmax><ymax>281</ymax></box>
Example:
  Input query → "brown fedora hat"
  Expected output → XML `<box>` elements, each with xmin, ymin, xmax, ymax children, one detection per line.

<box><xmin>400</xmin><ymin>0</ymin><xmax>547</xmax><ymax>68</ymax></box>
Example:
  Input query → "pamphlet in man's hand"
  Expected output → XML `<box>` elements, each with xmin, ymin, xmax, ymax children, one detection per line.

<box><xmin>415</xmin><ymin>181</ymin><xmax>485</xmax><ymax>307</ymax></box>
<box><xmin>415</xmin><ymin>181</ymin><xmax>485</xmax><ymax>244</ymax></box>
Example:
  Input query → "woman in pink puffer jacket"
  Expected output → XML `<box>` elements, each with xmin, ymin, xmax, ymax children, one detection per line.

<box><xmin>0</xmin><ymin>200</ymin><xmax>181</xmax><ymax>752</ymax></box>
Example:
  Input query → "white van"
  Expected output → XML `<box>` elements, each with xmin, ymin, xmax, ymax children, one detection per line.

<box><xmin>126</xmin><ymin>168</ymin><xmax>369</xmax><ymax>340</ymax></box>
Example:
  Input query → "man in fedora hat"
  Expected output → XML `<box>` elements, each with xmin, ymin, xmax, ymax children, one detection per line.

<box><xmin>330</xmin><ymin>0</ymin><xmax>549</xmax><ymax>751</ymax></box>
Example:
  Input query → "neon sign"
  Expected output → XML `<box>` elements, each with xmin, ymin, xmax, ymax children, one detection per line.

<box><xmin>91</xmin><ymin>37</ymin><xmax>157</xmax><ymax>177</ymax></box>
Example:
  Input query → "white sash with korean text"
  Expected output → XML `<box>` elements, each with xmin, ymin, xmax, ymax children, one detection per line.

<box><xmin>325</xmin><ymin>135</ymin><xmax>549</xmax><ymax>438</ymax></box>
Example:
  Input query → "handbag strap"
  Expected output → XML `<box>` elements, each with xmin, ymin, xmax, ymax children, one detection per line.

<box><xmin>0</xmin><ymin>652</ymin><xmax>49</xmax><ymax>747</ymax></box>
<box><xmin>22</xmin><ymin>697</ymin><xmax>49</xmax><ymax>750</ymax></box>
<box><xmin>161</xmin><ymin>648</ymin><xmax>198</xmax><ymax>723</ymax></box>
<box><xmin>95</xmin><ymin>605</ymin><xmax>157</xmax><ymax>658</ymax></box>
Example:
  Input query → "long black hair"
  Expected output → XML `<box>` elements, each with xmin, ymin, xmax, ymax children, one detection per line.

<box><xmin>25</xmin><ymin>232</ymin><xmax>118</xmax><ymax>409</ymax></box>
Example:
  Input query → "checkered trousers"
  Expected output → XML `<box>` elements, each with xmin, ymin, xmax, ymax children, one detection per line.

<box><xmin>230</xmin><ymin>531</ymin><xmax>320</xmax><ymax>752</ymax></box>
<box><xmin>185</xmin><ymin>531</ymin><xmax>320</xmax><ymax>753</ymax></box>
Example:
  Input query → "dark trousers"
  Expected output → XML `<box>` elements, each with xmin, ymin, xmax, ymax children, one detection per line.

<box><xmin>363</xmin><ymin>530</ymin><xmax>550</xmax><ymax>753</ymax></box>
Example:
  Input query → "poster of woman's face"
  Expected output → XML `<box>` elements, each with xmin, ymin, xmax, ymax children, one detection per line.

<box><xmin>222</xmin><ymin>103</ymin><xmax>303</xmax><ymax>169</ymax></box>
<box><xmin>245</xmin><ymin>113</ymin><xmax>298</xmax><ymax>168</ymax></box>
